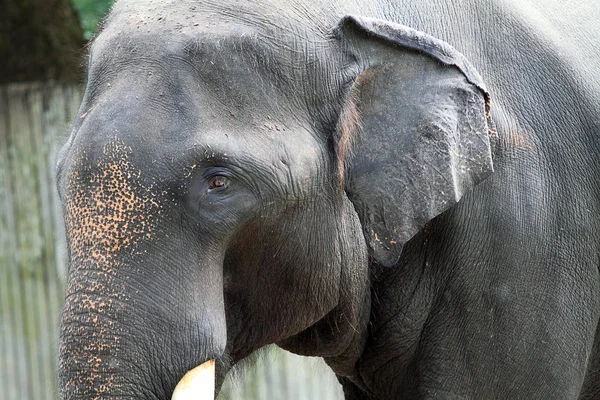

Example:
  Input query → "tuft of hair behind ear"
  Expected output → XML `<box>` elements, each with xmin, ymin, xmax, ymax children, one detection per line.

<box><xmin>335</xmin><ymin>81</ymin><xmax>360</xmax><ymax>191</ymax></box>
<box><xmin>335</xmin><ymin>67</ymin><xmax>383</xmax><ymax>191</ymax></box>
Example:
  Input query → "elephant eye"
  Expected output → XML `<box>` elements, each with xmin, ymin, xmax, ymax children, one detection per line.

<box><xmin>207</xmin><ymin>176</ymin><xmax>229</xmax><ymax>192</ymax></box>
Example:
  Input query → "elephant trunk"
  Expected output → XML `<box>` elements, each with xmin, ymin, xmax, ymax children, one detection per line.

<box><xmin>59</xmin><ymin>255</ymin><xmax>224</xmax><ymax>399</ymax></box>
<box><xmin>58</xmin><ymin>136</ymin><xmax>225</xmax><ymax>399</ymax></box>
<box><xmin>59</xmin><ymin>290</ymin><xmax>143</xmax><ymax>398</ymax></box>
<box><xmin>58</xmin><ymin>260</ymin><xmax>220</xmax><ymax>399</ymax></box>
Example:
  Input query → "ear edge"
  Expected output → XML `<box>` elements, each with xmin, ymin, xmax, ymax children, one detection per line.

<box><xmin>336</xmin><ymin>15</ymin><xmax>495</xmax><ymax>267</ymax></box>
<box><xmin>337</xmin><ymin>15</ymin><xmax>490</xmax><ymax>96</ymax></box>
<box><xmin>337</xmin><ymin>14</ymin><xmax>496</xmax><ymax>140</ymax></box>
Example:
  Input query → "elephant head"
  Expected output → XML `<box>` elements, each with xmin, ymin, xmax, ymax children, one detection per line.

<box><xmin>57</xmin><ymin>2</ymin><xmax>493</xmax><ymax>399</ymax></box>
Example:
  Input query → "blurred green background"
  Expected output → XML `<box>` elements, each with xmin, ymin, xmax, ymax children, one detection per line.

<box><xmin>71</xmin><ymin>0</ymin><xmax>113</xmax><ymax>39</ymax></box>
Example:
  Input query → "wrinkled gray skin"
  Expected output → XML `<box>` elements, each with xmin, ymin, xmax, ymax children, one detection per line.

<box><xmin>57</xmin><ymin>0</ymin><xmax>600</xmax><ymax>399</ymax></box>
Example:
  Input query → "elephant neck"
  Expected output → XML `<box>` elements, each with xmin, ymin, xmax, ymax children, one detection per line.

<box><xmin>348</xmin><ymin>238</ymin><xmax>444</xmax><ymax>398</ymax></box>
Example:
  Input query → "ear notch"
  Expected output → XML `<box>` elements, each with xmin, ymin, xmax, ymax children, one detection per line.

<box><xmin>336</xmin><ymin>16</ymin><xmax>494</xmax><ymax>267</ymax></box>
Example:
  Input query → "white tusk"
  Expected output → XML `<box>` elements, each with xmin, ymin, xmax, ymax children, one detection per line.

<box><xmin>172</xmin><ymin>359</ymin><xmax>216</xmax><ymax>400</ymax></box>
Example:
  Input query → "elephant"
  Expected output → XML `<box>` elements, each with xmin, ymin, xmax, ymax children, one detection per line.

<box><xmin>56</xmin><ymin>0</ymin><xmax>600</xmax><ymax>398</ymax></box>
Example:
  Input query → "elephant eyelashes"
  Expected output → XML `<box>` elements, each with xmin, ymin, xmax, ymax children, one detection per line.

<box><xmin>207</xmin><ymin>176</ymin><xmax>229</xmax><ymax>192</ymax></box>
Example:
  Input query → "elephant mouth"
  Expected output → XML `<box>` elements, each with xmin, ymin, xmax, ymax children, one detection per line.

<box><xmin>171</xmin><ymin>359</ymin><xmax>216</xmax><ymax>400</ymax></box>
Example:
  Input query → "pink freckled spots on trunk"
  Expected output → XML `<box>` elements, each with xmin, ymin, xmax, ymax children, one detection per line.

<box><xmin>61</xmin><ymin>137</ymin><xmax>168</xmax><ymax>397</ymax></box>
<box><xmin>66</xmin><ymin>137</ymin><xmax>166</xmax><ymax>263</ymax></box>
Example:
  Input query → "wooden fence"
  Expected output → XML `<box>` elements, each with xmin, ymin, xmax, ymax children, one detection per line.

<box><xmin>0</xmin><ymin>82</ymin><xmax>343</xmax><ymax>399</ymax></box>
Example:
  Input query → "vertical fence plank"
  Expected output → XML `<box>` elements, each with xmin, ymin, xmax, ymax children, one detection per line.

<box><xmin>29</xmin><ymin>84</ymin><xmax>57</xmax><ymax>400</ymax></box>
<box><xmin>3</xmin><ymin>84</ymin><xmax>32</xmax><ymax>400</ymax></box>
<box><xmin>25</xmin><ymin>84</ymin><xmax>48</xmax><ymax>400</ymax></box>
<box><xmin>0</xmin><ymin>84</ymin><xmax>17</xmax><ymax>400</ymax></box>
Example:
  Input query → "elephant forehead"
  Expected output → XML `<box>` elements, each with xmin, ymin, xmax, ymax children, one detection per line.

<box><xmin>106</xmin><ymin>0</ymin><xmax>334</xmax><ymax>36</ymax></box>
<box><xmin>91</xmin><ymin>0</ymin><xmax>342</xmax><ymax>100</ymax></box>
<box><xmin>96</xmin><ymin>1</ymin><xmax>296</xmax><ymax>62</ymax></box>
<box><xmin>86</xmin><ymin>28</ymin><xmax>317</xmax><ymax>131</ymax></box>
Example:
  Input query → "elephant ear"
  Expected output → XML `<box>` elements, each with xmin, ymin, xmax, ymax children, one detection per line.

<box><xmin>336</xmin><ymin>16</ymin><xmax>494</xmax><ymax>267</ymax></box>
